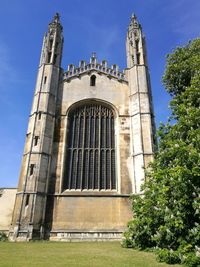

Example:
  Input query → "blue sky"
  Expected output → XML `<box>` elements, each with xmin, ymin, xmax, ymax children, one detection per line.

<box><xmin>0</xmin><ymin>0</ymin><xmax>199</xmax><ymax>187</ymax></box>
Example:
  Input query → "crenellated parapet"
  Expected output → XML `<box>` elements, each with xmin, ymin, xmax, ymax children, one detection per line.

<box><xmin>63</xmin><ymin>53</ymin><xmax>127</xmax><ymax>82</ymax></box>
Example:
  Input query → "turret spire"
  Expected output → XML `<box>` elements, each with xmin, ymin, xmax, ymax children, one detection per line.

<box><xmin>54</xmin><ymin>12</ymin><xmax>60</xmax><ymax>23</ymax></box>
<box><xmin>49</xmin><ymin>12</ymin><xmax>62</xmax><ymax>28</ymax></box>
<box><xmin>39</xmin><ymin>13</ymin><xmax>63</xmax><ymax>67</ymax></box>
<box><xmin>126</xmin><ymin>13</ymin><xmax>146</xmax><ymax>67</ymax></box>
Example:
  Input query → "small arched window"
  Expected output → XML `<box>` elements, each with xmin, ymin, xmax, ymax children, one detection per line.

<box><xmin>90</xmin><ymin>75</ymin><xmax>96</xmax><ymax>86</ymax></box>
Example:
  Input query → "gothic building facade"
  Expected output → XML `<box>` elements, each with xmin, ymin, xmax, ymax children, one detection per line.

<box><xmin>9</xmin><ymin>13</ymin><xmax>155</xmax><ymax>241</ymax></box>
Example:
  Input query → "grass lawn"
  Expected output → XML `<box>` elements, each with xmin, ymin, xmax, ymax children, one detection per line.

<box><xmin>0</xmin><ymin>242</ymin><xmax>181</xmax><ymax>267</ymax></box>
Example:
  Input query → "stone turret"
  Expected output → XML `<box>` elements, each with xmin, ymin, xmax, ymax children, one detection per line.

<box><xmin>40</xmin><ymin>13</ymin><xmax>63</xmax><ymax>67</ymax></box>
<box><xmin>9</xmin><ymin>13</ymin><xmax>64</xmax><ymax>241</ymax></box>
<box><xmin>126</xmin><ymin>14</ymin><xmax>147</xmax><ymax>67</ymax></box>
<box><xmin>126</xmin><ymin>14</ymin><xmax>155</xmax><ymax>193</ymax></box>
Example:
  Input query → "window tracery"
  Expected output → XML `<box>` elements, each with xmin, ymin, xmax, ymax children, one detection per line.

<box><xmin>63</xmin><ymin>102</ymin><xmax>116</xmax><ymax>191</ymax></box>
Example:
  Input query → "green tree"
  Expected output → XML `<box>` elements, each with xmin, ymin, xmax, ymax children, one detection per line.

<box><xmin>123</xmin><ymin>39</ymin><xmax>200</xmax><ymax>265</ymax></box>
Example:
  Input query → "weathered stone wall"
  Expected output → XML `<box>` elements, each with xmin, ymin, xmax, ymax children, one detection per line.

<box><xmin>0</xmin><ymin>188</ymin><xmax>17</xmax><ymax>232</ymax></box>
<box><xmin>46</xmin><ymin>71</ymin><xmax>134</xmax><ymax>238</ymax></box>
<box><xmin>47</xmin><ymin>195</ymin><xmax>132</xmax><ymax>240</ymax></box>
<box><xmin>54</xmin><ymin>72</ymin><xmax>132</xmax><ymax>192</ymax></box>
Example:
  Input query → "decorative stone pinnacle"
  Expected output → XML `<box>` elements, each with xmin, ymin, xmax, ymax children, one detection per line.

<box><xmin>54</xmin><ymin>12</ymin><xmax>60</xmax><ymax>23</ymax></box>
<box><xmin>49</xmin><ymin>12</ymin><xmax>63</xmax><ymax>30</ymax></box>
<box><xmin>129</xmin><ymin>13</ymin><xmax>140</xmax><ymax>30</ymax></box>
<box><xmin>131</xmin><ymin>13</ymin><xmax>137</xmax><ymax>20</ymax></box>
<box><xmin>131</xmin><ymin>13</ymin><xmax>138</xmax><ymax>24</ymax></box>
<box><xmin>92</xmin><ymin>52</ymin><xmax>96</xmax><ymax>58</ymax></box>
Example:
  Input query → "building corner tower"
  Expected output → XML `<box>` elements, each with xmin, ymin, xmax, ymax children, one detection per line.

<box><xmin>9</xmin><ymin>13</ymin><xmax>64</xmax><ymax>241</ymax></box>
<box><xmin>126</xmin><ymin>14</ymin><xmax>155</xmax><ymax>193</ymax></box>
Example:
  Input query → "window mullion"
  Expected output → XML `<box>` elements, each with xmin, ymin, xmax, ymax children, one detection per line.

<box><xmin>67</xmin><ymin>149</ymin><xmax>72</xmax><ymax>189</ymax></box>
<box><xmin>98</xmin><ymin>106</ymin><xmax>101</xmax><ymax>190</ymax></box>
<box><xmin>104</xmin><ymin>111</ymin><xmax>107</xmax><ymax>189</ymax></box>
<box><xmin>68</xmin><ymin>115</ymin><xmax>76</xmax><ymax>189</ymax></box>
<box><xmin>71</xmin><ymin>116</ymin><xmax>76</xmax><ymax>147</ymax></box>
<box><xmin>81</xmin><ymin>107</ymin><xmax>86</xmax><ymax>190</ymax></box>
<box><xmin>75</xmin><ymin>114</ymin><xmax>81</xmax><ymax>188</ymax></box>
<box><xmin>92</xmin><ymin>115</ymin><xmax>96</xmax><ymax>189</ymax></box>
<box><xmin>109</xmin><ymin>113</ymin><xmax>112</xmax><ymax>189</ymax></box>
<box><xmin>71</xmin><ymin>150</ymin><xmax>77</xmax><ymax>189</ymax></box>
<box><xmin>87</xmin><ymin>108</ymin><xmax>91</xmax><ymax>189</ymax></box>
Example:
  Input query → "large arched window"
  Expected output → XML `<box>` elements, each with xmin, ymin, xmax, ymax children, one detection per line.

<box><xmin>63</xmin><ymin>102</ymin><xmax>116</xmax><ymax>191</ymax></box>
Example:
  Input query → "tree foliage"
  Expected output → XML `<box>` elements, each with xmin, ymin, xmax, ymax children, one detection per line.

<box><xmin>123</xmin><ymin>39</ymin><xmax>200</xmax><ymax>266</ymax></box>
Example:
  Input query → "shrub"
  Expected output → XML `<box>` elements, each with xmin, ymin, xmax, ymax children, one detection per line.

<box><xmin>0</xmin><ymin>232</ymin><xmax>8</xmax><ymax>241</ymax></box>
<box><xmin>121</xmin><ymin>238</ymin><xmax>133</xmax><ymax>248</ymax></box>
<box><xmin>123</xmin><ymin>38</ymin><xmax>200</xmax><ymax>266</ymax></box>
<box><xmin>182</xmin><ymin>252</ymin><xmax>200</xmax><ymax>267</ymax></box>
<box><xmin>156</xmin><ymin>249</ymin><xmax>181</xmax><ymax>264</ymax></box>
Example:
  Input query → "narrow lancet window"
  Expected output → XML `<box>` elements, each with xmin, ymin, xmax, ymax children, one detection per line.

<box><xmin>48</xmin><ymin>52</ymin><xmax>51</xmax><ymax>63</ymax></box>
<box><xmin>25</xmin><ymin>194</ymin><xmax>30</xmax><ymax>207</ymax></box>
<box><xmin>38</xmin><ymin>112</ymin><xmax>42</xmax><ymax>120</ymax></box>
<box><xmin>30</xmin><ymin>164</ymin><xmax>35</xmax><ymax>176</ymax></box>
<box><xmin>135</xmin><ymin>39</ymin><xmax>139</xmax><ymax>52</ymax></box>
<box><xmin>53</xmin><ymin>54</ymin><xmax>57</xmax><ymax>65</ymax></box>
<box><xmin>137</xmin><ymin>52</ymin><xmax>140</xmax><ymax>64</ymax></box>
<box><xmin>49</xmin><ymin>39</ymin><xmax>53</xmax><ymax>50</ymax></box>
<box><xmin>44</xmin><ymin>76</ymin><xmax>47</xmax><ymax>84</ymax></box>
<box><xmin>34</xmin><ymin>136</ymin><xmax>39</xmax><ymax>146</ymax></box>
<box><xmin>90</xmin><ymin>75</ymin><xmax>96</xmax><ymax>86</ymax></box>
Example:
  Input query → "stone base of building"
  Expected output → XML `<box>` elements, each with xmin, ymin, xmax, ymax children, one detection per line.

<box><xmin>49</xmin><ymin>230</ymin><xmax>123</xmax><ymax>241</ymax></box>
<box><xmin>9</xmin><ymin>228</ymin><xmax>124</xmax><ymax>242</ymax></box>
<box><xmin>9</xmin><ymin>225</ymin><xmax>43</xmax><ymax>241</ymax></box>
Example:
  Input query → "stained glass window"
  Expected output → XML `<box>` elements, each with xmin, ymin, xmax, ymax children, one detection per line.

<box><xmin>63</xmin><ymin>102</ymin><xmax>116</xmax><ymax>190</ymax></box>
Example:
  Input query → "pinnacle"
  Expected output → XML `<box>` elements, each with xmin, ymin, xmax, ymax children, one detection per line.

<box><xmin>131</xmin><ymin>13</ymin><xmax>138</xmax><ymax>24</ymax></box>
<box><xmin>54</xmin><ymin>12</ymin><xmax>60</xmax><ymax>23</ymax></box>
<box><xmin>131</xmin><ymin>13</ymin><xmax>137</xmax><ymax>20</ymax></box>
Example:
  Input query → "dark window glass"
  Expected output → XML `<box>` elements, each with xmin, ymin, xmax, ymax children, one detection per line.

<box><xmin>63</xmin><ymin>102</ymin><xmax>116</xmax><ymax>191</ymax></box>
<box><xmin>53</xmin><ymin>54</ymin><xmax>57</xmax><ymax>65</ymax></box>
<box><xmin>30</xmin><ymin>164</ymin><xmax>35</xmax><ymax>176</ymax></box>
<box><xmin>90</xmin><ymin>75</ymin><xmax>96</xmax><ymax>86</ymax></box>
<box><xmin>25</xmin><ymin>194</ymin><xmax>30</xmax><ymax>206</ymax></box>
<box><xmin>34</xmin><ymin>136</ymin><xmax>39</xmax><ymax>146</ymax></box>
<box><xmin>49</xmin><ymin>39</ymin><xmax>53</xmax><ymax>50</ymax></box>
<box><xmin>48</xmin><ymin>52</ymin><xmax>51</xmax><ymax>63</ymax></box>
<box><xmin>38</xmin><ymin>112</ymin><xmax>42</xmax><ymax>120</ymax></box>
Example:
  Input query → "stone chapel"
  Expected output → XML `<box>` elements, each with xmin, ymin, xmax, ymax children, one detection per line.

<box><xmin>9</xmin><ymin>13</ymin><xmax>155</xmax><ymax>241</ymax></box>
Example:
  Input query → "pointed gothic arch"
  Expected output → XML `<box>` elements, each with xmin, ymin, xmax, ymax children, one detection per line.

<box><xmin>63</xmin><ymin>100</ymin><xmax>117</xmax><ymax>191</ymax></box>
